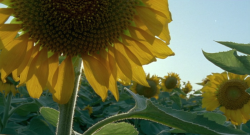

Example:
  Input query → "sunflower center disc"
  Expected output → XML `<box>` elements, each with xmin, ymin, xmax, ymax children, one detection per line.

<box><xmin>11</xmin><ymin>0</ymin><xmax>137</xmax><ymax>55</ymax></box>
<box><xmin>164</xmin><ymin>77</ymin><xmax>178</xmax><ymax>89</ymax></box>
<box><xmin>136</xmin><ymin>80</ymin><xmax>157</xmax><ymax>98</ymax></box>
<box><xmin>217</xmin><ymin>80</ymin><xmax>250</xmax><ymax>110</ymax></box>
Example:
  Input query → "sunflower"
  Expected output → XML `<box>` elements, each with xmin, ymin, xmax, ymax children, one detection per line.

<box><xmin>83</xmin><ymin>105</ymin><xmax>93</xmax><ymax>115</ymax></box>
<box><xmin>197</xmin><ymin>77</ymin><xmax>210</xmax><ymax>86</ymax></box>
<box><xmin>180</xmin><ymin>81</ymin><xmax>192</xmax><ymax>99</ymax></box>
<box><xmin>202</xmin><ymin>72</ymin><xmax>250</xmax><ymax>125</ymax></box>
<box><xmin>0</xmin><ymin>78</ymin><xmax>18</xmax><ymax>96</ymax></box>
<box><xmin>0</xmin><ymin>0</ymin><xmax>173</xmax><ymax>104</ymax></box>
<box><xmin>161</xmin><ymin>72</ymin><xmax>181</xmax><ymax>92</ymax></box>
<box><xmin>130</xmin><ymin>74</ymin><xmax>160</xmax><ymax>99</ymax></box>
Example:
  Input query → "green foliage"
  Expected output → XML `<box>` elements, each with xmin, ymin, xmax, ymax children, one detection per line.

<box><xmin>40</xmin><ymin>107</ymin><xmax>59</xmax><ymax>127</ymax></box>
<box><xmin>93</xmin><ymin>122</ymin><xmax>138</xmax><ymax>135</ymax></box>
<box><xmin>216</xmin><ymin>41</ymin><xmax>250</xmax><ymax>55</ymax></box>
<box><xmin>203</xmin><ymin>49</ymin><xmax>250</xmax><ymax>75</ymax></box>
<box><xmin>0</xmin><ymin>75</ymin><xmax>248</xmax><ymax>135</ymax></box>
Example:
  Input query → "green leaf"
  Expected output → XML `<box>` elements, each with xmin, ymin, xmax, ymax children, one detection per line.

<box><xmin>169</xmin><ymin>93</ymin><xmax>182</xmax><ymax>108</ymax></box>
<box><xmin>27</xmin><ymin>117</ymin><xmax>54</xmax><ymax>135</ymax></box>
<box><xmin>12</xmin><ymin>102</ymin><xmax>41</xmax><ymax>116</ymax></box>
<box><xmin>93</xmin><ymin>122</ymin><xmax>138</xmax><ymax>135</ymax></box>
<box><xmin>172</xmin><ymin>88</ymin><xmax>186</xmax><ymax>95</ymax></box>
<box><xmin>40</xmin><ymin>107</ymin><xmax>59</xmax><ymax>127</ymax></box>
<box><xmin>203</xmin><ymin>49</ymin><xmax>250</xmax><ymax>75</ymax></box>
<box><xmin>139</xmin><ymin>120</ymin><xmax>169</xmax><ymax>135</ymax></box>
<box><xmin>83</xmin><ymin>88</ymin><xmax>246</xmax><ymax>135</ymax></box>
<box><xmin>168</xmin><ymin>128</ymin><xmax>187</xmax><ymax>133</ymax></box>
<box><xmin>203</xmin><ymin>112</ymin><xmax>226</xmax><ymax>125</ymax></box>
<box><xmin>217</xmin><ymin>41</ymin><xmax>250</xmax><ymax>55</ymax></box>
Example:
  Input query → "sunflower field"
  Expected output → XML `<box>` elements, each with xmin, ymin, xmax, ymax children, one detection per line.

<box><xmin>0</xmin><ymin>0</ymin><xmax>250</xmax><ymax>135</ymax></box>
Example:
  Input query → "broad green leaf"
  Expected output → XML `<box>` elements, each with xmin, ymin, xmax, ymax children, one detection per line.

<box><xmin>203</xmin><ymin>112</ymin><xmax>226</xmax><ymax>125</ymax></box>
<box><xmin>203</xmin><ymin>49</ymin><xmax>250</xmax><ymax>75</ymax></box>
<box><xmin>83</xmin><ymin>88</ymin><xmax>246</xmax><ymax>135</ymax></box>
<box><xmin>217</xmin><ymin>41</ymin><xmax>250</xmax><ymax>55</ymax></box>
<box><xmin>40</xmin><ymin>107</ymin><xmax>59</xmax><ymax>127</ymax></box>
<box><xmin>27</xmin><ymin>117</ymin><xmax>54</xmax><ymax>135</ymax></box>
<box><xmin>93</xmin><ymin>122</ymin><xmax>138</xmax><ymax>135</ymax></box>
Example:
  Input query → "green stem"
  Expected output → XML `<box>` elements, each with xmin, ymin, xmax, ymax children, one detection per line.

<box><xmin>1</xmin><ymin>92</ymin><xmax>12</xmax><ymax>132</ymax></box>
<box><xmin>56</xmin><ymin>58</ymin><xmax>83</xmax><ymax>135</ymax></box>
<box><xmin>83</xmin><ymin>113</ymin><xmax>133</xmax><ymax>135</ymax></box>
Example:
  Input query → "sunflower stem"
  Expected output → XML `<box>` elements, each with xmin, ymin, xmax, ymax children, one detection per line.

<box><xmin>56</xmin><ymin>57</ymin><xmax>83</xmax><ymax>135</ymax></box>
<box><xmin>0</xmin><ymin>92</ymin><xmax>12</xmax><ymax>132</ymax></box>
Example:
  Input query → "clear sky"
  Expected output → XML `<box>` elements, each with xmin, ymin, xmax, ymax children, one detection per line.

<box><xmin>1</xmin><ymin>1</ymin><xmax>250</xmax><ymax>90</ymax></box>
<box><xmin>143</xmin><ymin>0</ymin><xmax>250</xmax><ymax>90</ymax></box>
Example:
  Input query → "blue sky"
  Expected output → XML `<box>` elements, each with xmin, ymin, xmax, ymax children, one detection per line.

<box><xmin>1</xmin><ymin>1</ymin><xmax>250</xmax><ymax>90</ymax></box>
<box><xmin>143</xmin><ymin>0</ymin><xmax>250</xmax><ymax>90</ymax></box>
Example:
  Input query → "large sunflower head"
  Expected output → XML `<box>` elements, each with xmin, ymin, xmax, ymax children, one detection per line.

<box><xmin>130</xmin><ymin>74</ymin><xmax>160</xmax><ymax>99</ymax></box>
<box><xmin>180</xmin><ymin>81</ymin><xmax>192</xmax><ymax>99</ymax></box>
<box><xmin>0</xmin><ymin>0</ymin><xmax>173</xmax><ymax>104</ymax></box>
<box><xmin>202</xmin><ymin>72</ymin><xmax>250</xmax><ymax>125</ymax></box>
<box><xmin>161</xmin><ymin>72</ymin><xmax>181</xmax><ymax>92</ymax></box>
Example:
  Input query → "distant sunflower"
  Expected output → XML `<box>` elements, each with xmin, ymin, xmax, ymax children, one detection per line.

<box><xmin>161</xmin><ymin>72</ymin><xmax>180</xmax><ymax>92</ymax></box>
<box><xmin>197</xmin><ymin>77</ymin><xmax>210</xmax><ymax>86</ymax></box>
<box><xmin>0</xmin><ymin>79</ymin><xmax>18</xmax><ymax>96</ymax></box>
<box><xmin>180</xmin><ymin>81</ymin><xmax>192</xmax><ymax>99</ymax></box>
<box><xmin>83</xmin><ymin>105</ymin><xmax>93</xmax><ymax>115</ymax></box>
<box><xmin>202</xmin><ymin>72</ymin><xmax>250</xmax><ymax>125</ymax></box>
<box><xmin>0</xmin><ymin>0</ymin><xmax>174</xmax><ymax>104</ymax></box>
<box><xmin>130</xmin><ymin>74</ymin><xmax>160</xmax><ymax>99</ymax></box>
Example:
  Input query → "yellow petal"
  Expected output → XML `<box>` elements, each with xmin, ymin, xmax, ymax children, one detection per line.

<box><xmin>0</xmin><ymin>8</ymin><xmax>13</xmax><ymax>26</ymax></box>
<box><xmin>0</xmin><ymin>24</ymin><xmax>21</xmax><ymax>49</ymax></box>
<box><xmin>121</xmin><ymin>34</ymin><xmax>156</xmax><ymax>65</ymax></box>
<box><xmin>141</xmin><ymin>0</ymin><xmax>172</xmax><ymax>22</ymax></box>
<box><xmin>47</xmin><ymin>53</ymin><xmax>59</xmax><ymax>94</ymax></box>
<box><xmin>19</xmin><ymin>45</ymin><xmax>40</xmax><ymax>86</ymax></box>
<box><xmin>107</xmin><ymin>47</ymin><xmax>119</xmax><ymax>100</ymax></box>
<box><xmin>12</xmin><ymin>40</ymin><xmax>34</xmax><ymax>81</ymax></box>
<box><xmin>52</xmin><ymin>56</ymin><xmax>75</xmax><ymax>104</ymax></box>
<box><xmin>115</xmin><ymin>40</ymin><xmax>149</xmax><ymax>87</ymax></box>
<box><xmin>26</xmin><ymin>48</ymin><xmax>49</xmax><ymax>98</ymax></box>
<box><xmin>135</xmin><ymin>7</ymin><xmax>163</xmax><ymax>37</ymax></box>
<box><xmin>220</xmin><ymin>106</ymin><xmax>226</xmax><ymax>113</ymax></box>
<box><xmin>128</xmin><ymin>26</ymin><xmax>174</xmax><ymax>59</ymax></box>
<box><xmin>0</xmin><ymin>34</ymin><xmax>28</xmax><ymax>82</ymax></box>
<box><xmin>82</xmin><ymin>54</ymin><xmax>109</xmax><ymax>101</ymax></box>
<box><xmin>114</xmin><ymin>41</ymin><xmax>132</xmax><ymax>80</ymax></box>
<box><xmin>10</xmin><ymin>85</ymin><xmax>18</xmax><ymax>96</ymax></box>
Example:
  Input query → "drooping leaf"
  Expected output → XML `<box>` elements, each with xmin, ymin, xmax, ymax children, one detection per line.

<box><xmin>93</xmin><ymin>122</ymin><xmax>138</xmax><ymax>135</ymax></box>
<box><xmin>203</xmin><ymin>49</ymin><xmax>250</xmax><ymax>75</ymax></box>
<box><xmin>83</xmin><ymin>88</ymin><xmax>246</xmax><ymax>135</ymax></box>
<box><xmin>217</xmin><ymin>41</ymin><xmax>250</xmax><ymax>55</ymax></box>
